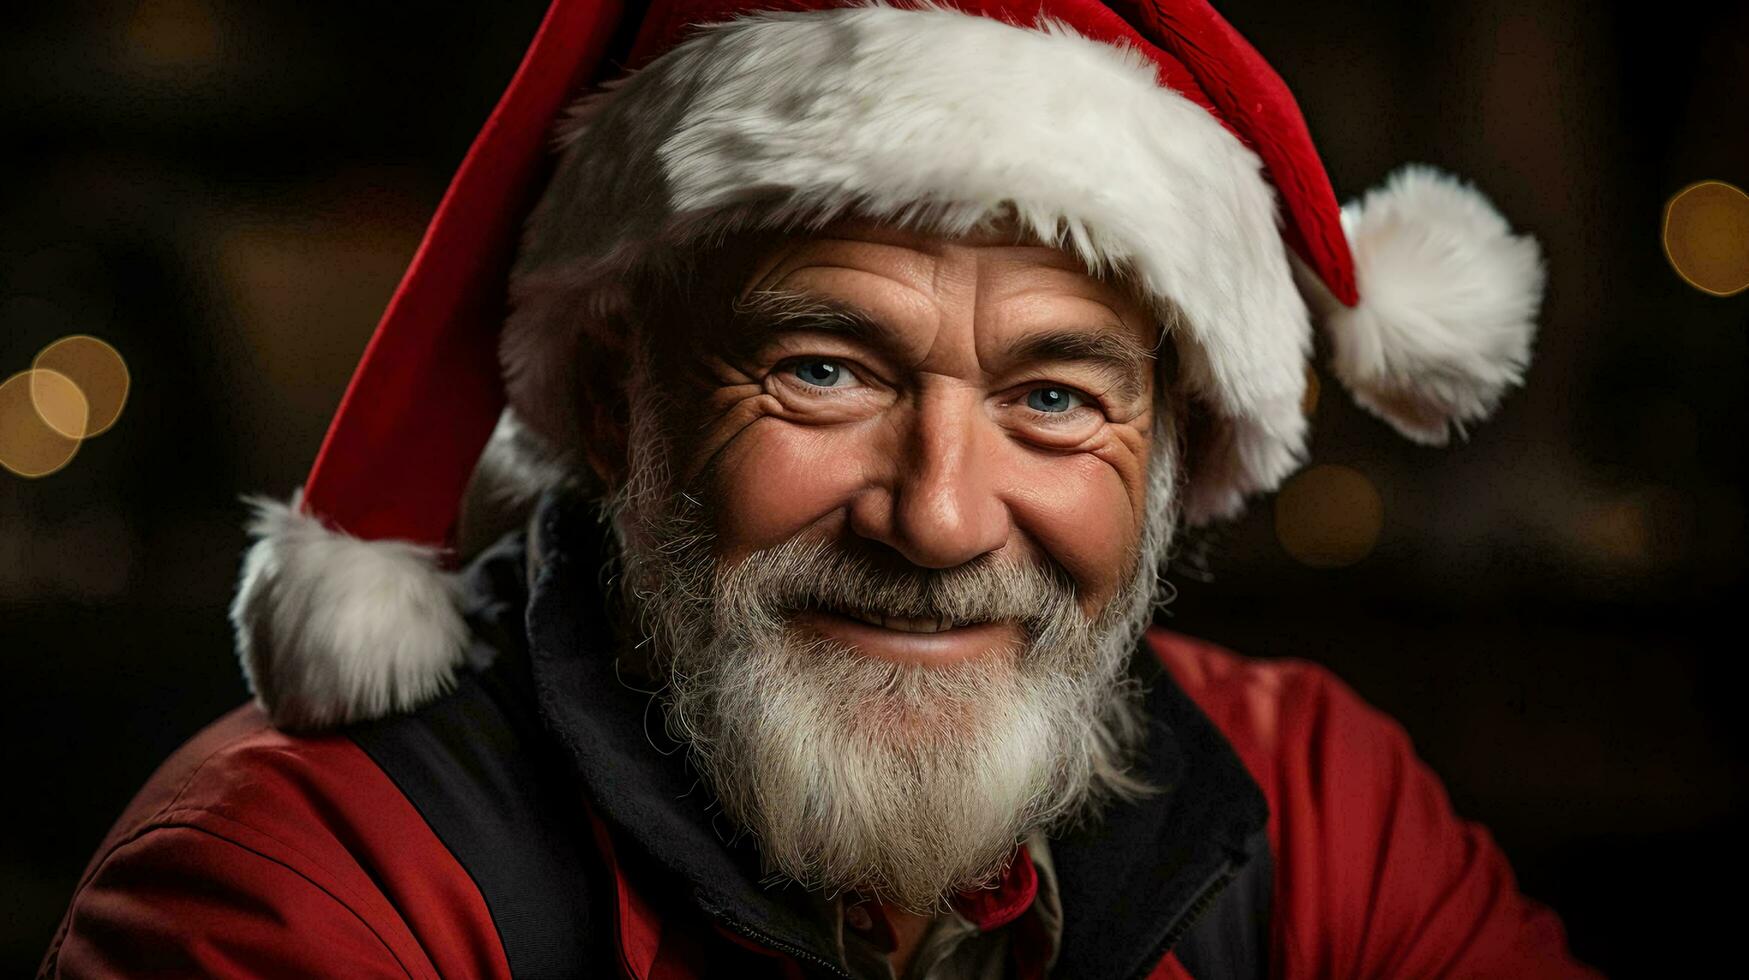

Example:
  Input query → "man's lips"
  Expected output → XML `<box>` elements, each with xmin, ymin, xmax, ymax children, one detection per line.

<box><xmin>794</xmin><ymin>606</ymin><xmax>1020</xmax><ymax>666</ymax></box>
<box><xmin>824</xmin><ymin>603</ymin><xmax>963</xmax><ymax>634</ymax></box>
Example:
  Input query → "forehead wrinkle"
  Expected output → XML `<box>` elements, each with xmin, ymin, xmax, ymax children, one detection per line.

<box><xmin>742</xmin><ymin>243</ymin><xmax>947</xmax><ymax>342</ymax></box>
<box><xmin>752</xmin><ymin>237</ymin><xmax>945</xmax><ymax>298</ymax></box>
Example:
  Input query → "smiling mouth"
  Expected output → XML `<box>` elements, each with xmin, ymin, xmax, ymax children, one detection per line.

<box><xmin>794</xmin><ymin>604</ymin><xmax>1021</xmax><ymax>666</ymax></box>
<box><xmin>814</xmin><ymin>603</ymin><xmax>977</xmax><ymax>634</ymax></box>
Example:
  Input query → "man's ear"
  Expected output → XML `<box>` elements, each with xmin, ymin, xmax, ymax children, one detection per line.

<box><xmin>574</xmin><ymin>318</ymin><xmax>633</xmax><ymax>490</ymax></box>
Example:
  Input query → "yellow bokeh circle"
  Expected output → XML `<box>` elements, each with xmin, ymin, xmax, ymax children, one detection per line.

<box><xmin>1663</xmin><ymin>180</ymin><xmax>1749</xmax><ymax>297</ymax></box>
<box><xmin>1301</xmin><ymin>364</ymin><xmax>1321</xmax><ymax>418</ymax></box>
<box><xmin>32</xmin><ymin>335</ymin><xmax>130</xmax><ymax>438</ymax></box>
<box><xmin>1274</xmin><ymin>464</ymin><xmax>1385</xmax><ymax>568</ymax></box>
<box><xmin>0</xmin><ymin>369</ymin><xmax>88</xmax><ymax>478</ymax></box>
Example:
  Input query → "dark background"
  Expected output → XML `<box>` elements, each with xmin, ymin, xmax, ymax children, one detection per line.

<box><xmin>3</xmin><ymin>1</ymin><xmax>1745</xmax><ymax>975</ymax></box>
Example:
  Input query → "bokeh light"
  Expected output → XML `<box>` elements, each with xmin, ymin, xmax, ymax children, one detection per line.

<box><xmin>0</xmin><ymin>370</ymin><xmax>86</xmax><ymax>478</ymax></box>
<box><xmin>1301</xmin><ymin>364</ymin><xmax>1321</xmax><ymax>418</ymax></box>
<box><xmin>28</xmin><ymin>369</ymin><xmax>90</xmax><ymax>441</ymax></box>
<box><xmin>125</xmin><ymin>0</ymin><xmax>224</xmax><ymax>73</ymax></box>
<box><xmin>0</xmin><ymin>336</ymin><xmax>129</xmax><ymax>478</ymax></box>
<box><xmin>1274</xmin><ymin>463</ymin><xmax>1385</xmax><ymax>568</ymax></box>
<box><xmin>1662</xmin><ymin>180</ymin><xmax>1749</xmax><ymax>296</ymax></box>
<box><xmin>32</xmin><ymin>335</ymin><xmax>130</xmax><ymax>437</ymax></box>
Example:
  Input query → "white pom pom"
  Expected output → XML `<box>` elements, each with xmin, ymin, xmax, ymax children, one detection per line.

<box><xmin>230</xmin><ymin>493</ymin><xmax>469</xmax><ymax>730</ymax></box>
<box><xmin>1327</xmin><ymin>165</ymin><xmax>1545</xmax><ymax>444</ymax></box>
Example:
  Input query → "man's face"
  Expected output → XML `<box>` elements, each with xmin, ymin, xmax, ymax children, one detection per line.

<box><xmin>608</xmin><ymin>219</ymin><xmax>1177</xmax><ymax>911</ymax></box>
<box><xmin>684</xmin><ymin>218</ymin><xmax>1161</xmax><ymax>635</ymax></box>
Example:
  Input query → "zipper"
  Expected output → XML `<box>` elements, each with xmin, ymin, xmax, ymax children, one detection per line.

<box><xmin>703</xmin><ymin>899</ymin><xmax>853</xmax><ymax>979</ymax></box>
<box><xmin>705</xmin><ymin>858</ymin><xmax>1243</xmax><ymax>979</ymax></box>
<box><xmin>1132</xmin><ymin>859</ymin><xmax>1238</xmax><ymax>979</ymax></box>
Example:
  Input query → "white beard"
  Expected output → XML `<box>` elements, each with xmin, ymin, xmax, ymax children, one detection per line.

<box><xmin>608</xmin><ymin>376</ymin><xmax>1179</xmax><ymax>912</ymax></box>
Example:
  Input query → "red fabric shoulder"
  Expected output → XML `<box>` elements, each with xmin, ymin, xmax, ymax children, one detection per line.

<box><xmin>1146</xmin><ymin>628</ymin><xmax>1600</xmax><ymax>980</ymax></box>
<box><xmin>40</xmin><ymin>706</ymin><xmax>511</xmax><ymax>980</ymax></box>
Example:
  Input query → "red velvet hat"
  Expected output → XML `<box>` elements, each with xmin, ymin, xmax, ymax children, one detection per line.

<box><xmin>234</xmin><ymin>0</ymin><xmax>1544</xmax><ymax>729</ymax></box>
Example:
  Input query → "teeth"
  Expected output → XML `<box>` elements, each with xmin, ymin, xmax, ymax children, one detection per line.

<box><xmin>832</xmin><ymin>606</ymin><xmax>956</xmax><ymax>633</ymax></box>
<box><xmin>885</xmin><ymin>614</ymin><xmax>945</xmax><ymax>633</ymax></box>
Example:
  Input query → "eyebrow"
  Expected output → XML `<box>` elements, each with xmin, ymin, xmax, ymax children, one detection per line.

<box><xmin>998</xmin><ymin>329</ymin><xmax>1154</xmax><ymax>404</ymax></box>
<box><xmin>723</xmin><ymin>290</ymin><xmax>887</xmax><ymax>358</ymax></box>
<box><xmin>727</xmin><ymin>288</ymin><xmax>1154</xmax><ymax>402</ymax></box>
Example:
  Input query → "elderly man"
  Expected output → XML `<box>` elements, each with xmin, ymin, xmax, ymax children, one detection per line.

<box><xmin>41</xmin><ymin>1</ymin><xmax>1595</xmax><ymax>978</ymax></box>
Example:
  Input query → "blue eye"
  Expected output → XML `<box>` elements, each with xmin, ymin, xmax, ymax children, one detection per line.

<box><xmin>791</xmin><ymin>359</ymin><xmax>850</xmax><ymax>388</ymax></box>
<box><xmin>1025</xmin><ymin>387</ymin><xmax>1082</xmax><ymax>414</ymax></box>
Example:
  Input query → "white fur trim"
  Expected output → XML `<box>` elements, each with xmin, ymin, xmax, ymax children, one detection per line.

<box><xmin>468</xmin><ymin>410</ymin><xmax>573</xmax><ymax>514</ymax></box>
<box><xmin>230</xmin><ymin>492</ymin><xmax>469</xmax><ymax>730</ymax></box>
<box><xmin>1328</xmin><ymin>165</ymin><xmax>1544</xmax><ymax>444</ymax></box>
<box><xmin>505</xmin><ymin>4</ymin><xmax>1311</xmax><ymax>526</ymax></box>
<box><xmin>456</xmin><ymin>410</ymin><xmax>573</xmax><ymax>559</ymax></box>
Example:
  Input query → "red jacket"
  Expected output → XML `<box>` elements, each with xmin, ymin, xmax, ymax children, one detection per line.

<box><xmin>41</xmin><ymin>512</ymin><xmax>1597</xmax><ymax>979</ymax></box>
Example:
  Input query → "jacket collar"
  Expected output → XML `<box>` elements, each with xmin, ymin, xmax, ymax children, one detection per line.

<box><xmin>518</xmin><ymin>491</ymin><xmax>1269</xmax><ymax>979</ymax></box>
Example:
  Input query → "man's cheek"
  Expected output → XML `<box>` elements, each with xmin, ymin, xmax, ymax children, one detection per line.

<box><xmin>708</xmin><ymin>423</ymin><xmax>869</xmax><ymax>559</ymax></box>
<box><xmin>1006</xmin><ymin>451</ymin><xmax>1144</xmax><ymax>608</ymax></box>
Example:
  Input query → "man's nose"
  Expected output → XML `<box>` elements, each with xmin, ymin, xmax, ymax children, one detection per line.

<box><xmin>849</xmin><ymin>392</ymin><xmax>1010</xmax><ymax>569</ymax></box>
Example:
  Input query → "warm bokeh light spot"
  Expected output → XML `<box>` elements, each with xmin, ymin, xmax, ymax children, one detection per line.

<box><xmin>1274</xmin><ymin>463</ymin><xmax>1385</xmax><ymax>568</ymax></box>
<box><xmin>28</xmin><ymin>369</ymin><xmax>90</xmax><ymax>441</ymax></box>
<box><xmin>1662</xmin><ymin>180</ymin><xmax>1749</xmax><ymax>297</ymax></box>
<box><xmin>126</xmin><ymin>0</ymin><xmax>223</xmax><ymax>71</ymax></box>
<box><xmin>0</xmin><ymin>370</ymin><xmax>86</xmax><ymax>478</ymax></box>
<box><xmin>33</xmin><ymin>335</ymin><xmax>130</xmax><ymax>437</ymax></box>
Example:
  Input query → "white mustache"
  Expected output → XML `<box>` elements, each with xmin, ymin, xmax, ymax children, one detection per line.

<box><xmin>716</xmin><ymin>536</ymin><xmax>1082</xmax><ymax>633</ymax></box>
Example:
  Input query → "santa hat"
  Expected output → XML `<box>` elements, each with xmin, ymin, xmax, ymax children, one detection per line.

<box><xmin>234</xmin><ymin>0</ymin><xmax>1544</xmax><ymax>729</ymax></box>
